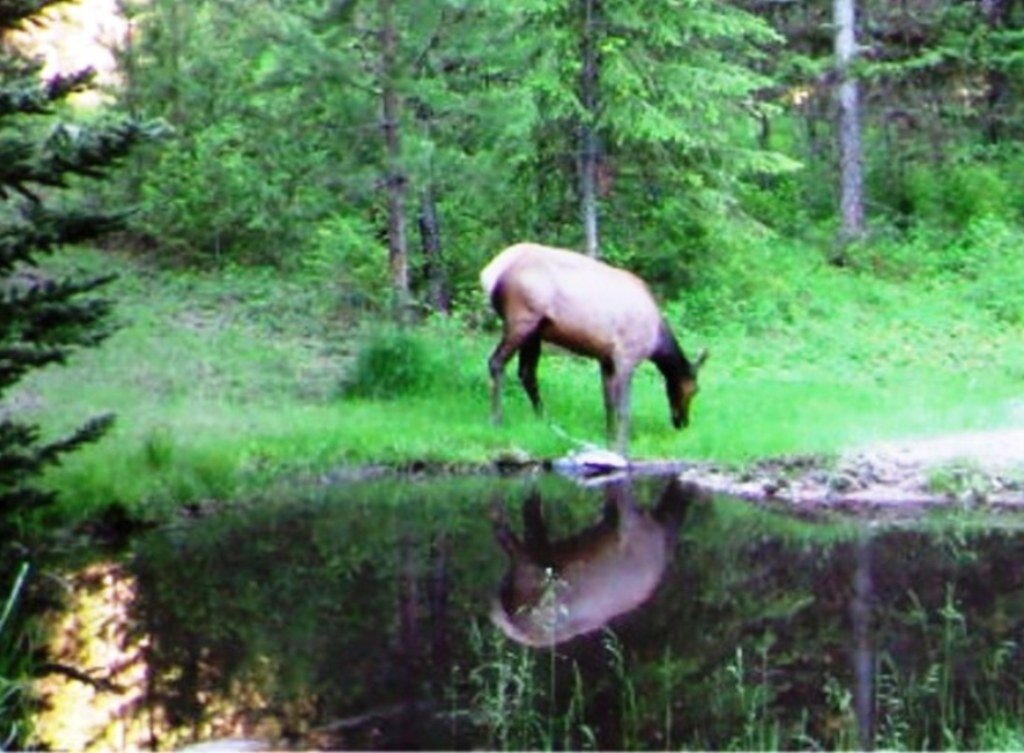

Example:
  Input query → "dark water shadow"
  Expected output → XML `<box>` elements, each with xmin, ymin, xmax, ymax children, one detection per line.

<box><xmin>27</xmin><ymin>473</ymin><xmax>1024</xmax><ymax>750</ymax></box>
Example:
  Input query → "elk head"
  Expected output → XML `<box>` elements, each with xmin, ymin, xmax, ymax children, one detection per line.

<box><xmin>669</xmin><ymin>348</ymin><xmax>709</xmax><ymax>429</ymax></box>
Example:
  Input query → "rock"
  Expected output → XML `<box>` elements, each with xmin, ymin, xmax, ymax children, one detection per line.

<box><xmin>552</xmin><ymin>448</ymin><xmax>630</xmax><ymax>478</ymax></box>
<box><xmin>492</xmin><ymin>447</ymin><xmax>536</xmax><ymax>470</ymax></box>
<box><xmin>176</xmin><ymin>740</ymin><xmax>269</xmax><ymax>752</ymax></box>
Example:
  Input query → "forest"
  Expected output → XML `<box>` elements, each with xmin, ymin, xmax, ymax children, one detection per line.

<box><xmin>2</xmin><ymin>0</ymin><xmax>1024</xmax><ymax>747</ymax></box>
<box><xmin>1</xmin><ymin>0</ymin><xmax>1023</xmax><ymax>523</ymax></box>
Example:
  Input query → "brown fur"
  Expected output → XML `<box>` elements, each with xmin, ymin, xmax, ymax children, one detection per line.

<box><xmin>481</xmin><ymin>243</ymin><xmax>705</xmax><ymax>452</ymax></box>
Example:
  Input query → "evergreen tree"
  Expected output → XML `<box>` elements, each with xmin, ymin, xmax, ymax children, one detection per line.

<box><xmin>507</xmin><ymin>0</ymin><xmax>793</xmax><ymax>282</ymax></box>
<box><xmin>0</xmin><ymin>0</ymin><xmax>151</xmax><ymax>536</ymax></box>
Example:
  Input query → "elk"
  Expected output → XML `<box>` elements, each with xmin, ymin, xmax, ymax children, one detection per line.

<box><xmin>491</xmin><ymin>477</ymin><xmax>700</xmax><ymax>647</ymax></box>
<box><xmin>481</xmin><ymin>243</ymin><xmax>707</xmax><ymax>452</ymax></box>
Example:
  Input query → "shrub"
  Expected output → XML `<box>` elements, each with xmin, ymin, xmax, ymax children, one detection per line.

<box><xmin>342</xmin><ymin>322</ymin><xmax>486</xmax><ymax>400</ymax></box>
<box><xmin>904</xmin><ymin>162</ymin><xmax>1016</xmax><ymax>230</ymax></box>
<box><xmin>305</xmin><ymin>215</ymin><xmax>389</xmax><ymax>315</ymax></box>
<box><xmin>343</xmin><ymin>326</ymin><xmax>435</xmax><ymax>399</ymax></box>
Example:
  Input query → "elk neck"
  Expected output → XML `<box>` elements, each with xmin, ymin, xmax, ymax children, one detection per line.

<box><xmin>650</xmin><ymin>319</ymin><xmax>695</xmax><ymax>382</ymax></box>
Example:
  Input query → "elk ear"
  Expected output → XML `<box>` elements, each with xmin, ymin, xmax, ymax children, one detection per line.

<box><xmin>694</xmin><ymin>348</ymin><xmax>709</xmax><ymax>371</ymax></box>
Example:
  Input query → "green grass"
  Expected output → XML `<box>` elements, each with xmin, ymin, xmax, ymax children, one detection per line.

<box><xmin>0</xmin><ymin>563</ymin><xmax>31</xmax><ymax>749</ymax></box>
<box><xmin>10</xmin><ymin>235</ymin><xmax>1024</xmax><ymax>523</ymax></box>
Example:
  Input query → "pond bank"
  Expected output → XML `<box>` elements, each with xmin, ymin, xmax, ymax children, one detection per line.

<box><xmin>675</xmin><ymin>427</ymin><xmax>1024</xmax><ymax>511</ymax></box>
<box><xmin>313</xmin><ymin>427</ymin><xmax>1024</xmax><ymax>518</ymax></box>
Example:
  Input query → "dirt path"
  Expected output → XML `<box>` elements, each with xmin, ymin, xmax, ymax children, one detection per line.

<box><xmin>852</xmin><ymin>428</ymin><xmax>1024</xmax><ymax>473</ymax></box>
<box><xmin>677</xmin><ymin>427</ymin><xmax>1024</xmax><ymax>510</ymax></box>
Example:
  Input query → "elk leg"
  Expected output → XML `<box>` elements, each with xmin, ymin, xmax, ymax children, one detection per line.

<box><xmin>522</xmin><ymin>489</ymin><xmax>550</xmax><ymax>556</ymax></box>
<box><xmin>601</xmin><ymin>363</ymin><xmax>632</xmax><ymax>453</ymax></box>
<box><xmin>616</xmin><ymin>376</ymin><xmax>633</xmax><ymax>453</ymax></box>
<box><xmin>517</xmin><ymin>332</ymin><xmax>543</xmax><ymax>416</ymax></box>
<box><xmin>604</xmin><ymin>478</ymin><xmax>646</xmax><ymax>533</ymax></box>
<box><xmin>489</xmin><ymin>320</ymin><xmax>541</xmax><ymax>425</ymax></box>
<box><xmin>488</xmin><ymin>336</ymin><xmax>523</xmax><ymax>425</ymax></box>
<box><xmin>493</xmin><ymin>512</ymin><xmax>525</xmax><ymax>558</ymax></box>
<box><xmin>600</xmin><ymin>361</ymin><xmax>618</xmax><ymax>446</ymax></box>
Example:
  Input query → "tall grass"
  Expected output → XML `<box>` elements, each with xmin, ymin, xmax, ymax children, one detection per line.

<box><xmin>463</xmin><ymin>598</ymin><xmax>1024</xmax><ymax>752</ymax></box>
<box><xmin>465</xmin><ymin>623</ymin><xmax>596</xmax><ymax>751</ymax></box>
<box><xmin>870</xmin><ymin>583</ymin><xmax>1024</xmax><ymax>751</ymax></box>
<box><xmin>0</xmin><ymin>563</ymin><xmax>31</xmax><ymax>749</ymax></box>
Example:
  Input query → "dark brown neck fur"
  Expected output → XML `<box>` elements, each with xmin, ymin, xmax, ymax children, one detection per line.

<box><xmin>650</xmin><ymin>320</ymin><xmax>694</xmax><ymax>382</ymax></box>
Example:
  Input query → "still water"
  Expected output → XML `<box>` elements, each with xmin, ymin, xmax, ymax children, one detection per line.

<box><xmin>34</xmin><ymin>473</ymin><xmax>1024</xmax><ymax>751</ymax></box>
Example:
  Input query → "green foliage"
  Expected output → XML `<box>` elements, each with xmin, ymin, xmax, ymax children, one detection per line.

<box><xmin>306</xmin><ymin>215</ymin><xmax>388</xmax><ymax>313</ymax></box>
<box><xmin>343</xmin><ymin>321</ymin><xmax>485</xmax><ymax>400</ymax></box>
<box><xmin>140</xmin><ymin>123</ymin><xmax>295</xmax><ymax>263</ymax></box>
<box><xmin>0</xmin><ymin>563</ymin><xmax>29</xmax><ymax>749</ymax></box>
<box><xmin>903</xmin><ymin>162</ymin><xmax>1019</xmax><ymax>229</ymax></box>
<box><xmin>344</xmin><ymin>326</ymin><xmax>438</xmax><ymax>400</ymax></box>
<box><xmin>122</xmin><ymin>0</ymin><xmax>345</xmax><ymax>265</ymax></box>
<box><xmin>113</xmin><ymin>0</ymin><xmax>794</xmax><ymax>294</ymax></box>
<box><xmin>0</xmin><ymin>0</ymin><xmax>152</xmax><ymax>534</ymax></box>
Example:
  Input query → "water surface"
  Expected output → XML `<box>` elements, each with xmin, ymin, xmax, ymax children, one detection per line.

<box><xmin>34</xmin><ymin>473</ymin><xmax>1024</xmax><ymax>750</ymax></box>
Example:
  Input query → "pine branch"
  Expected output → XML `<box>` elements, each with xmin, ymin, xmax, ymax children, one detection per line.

<box><xmin>40</xmin><ymin>119</ymin><xmax>152</xmax><ymax>181</ymax></box>
<box><xmin>0</xmin><ymin>413</ymin><xmax>114</xmax><ymax>520</ymax></box>
<box><xmin>0</xmin><ymin>0</ymin><xmax>67</xmax><ymax>34</ymax></box>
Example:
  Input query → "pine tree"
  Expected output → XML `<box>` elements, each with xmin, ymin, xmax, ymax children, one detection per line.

<box><xmin>0</xmin><ymin>0</ymin><xmax>151</xmax><ymax>535</ymax></box>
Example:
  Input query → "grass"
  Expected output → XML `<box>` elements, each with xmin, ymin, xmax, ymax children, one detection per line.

<box><xmin>463</xmin><ymin>592</ymin><xmax>1024</xmax><ymax>751</ymax></box>
<box><xmin>0</xmin><ymin>563</ymin><xmax>31</xmax><ymax>749</ymax></box>
<box><xmin>8</xmin><ymin>232</ymin><xmax>1024</xmax><ymax>523</ymax></box>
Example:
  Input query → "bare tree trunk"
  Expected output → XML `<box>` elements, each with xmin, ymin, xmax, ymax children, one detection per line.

<box><xmin>834</xmin><ymin>0</ymin><xmax>864</xmax><ymax>250</ymax></box>
<box><xmin>379</xmin><ymin>0</ymin><xmax>411</xmax><ymax>320</ymax></box>
<box><xmin>163</xmin><ymin>0</ymin><xmax>187</xmax><ymax>130</ymax></box>
<box><xmin>981</xmin><ymin>0</ymin><xmax>1011</xmax><ymax>143</ymax></box>
<box><xmin>579</xmin><ymin>0</ymin><xmax>601</xmax><ymax>258</ymax></box>
<box><xmin>418</xmin><ymin>186</ymin><xmax>449</xmax><ymax>315</ymax></box>
<box><xmin>116</xmin><ymin>1</ymin><xmax>145</xmax><ymax>204</ymax></box>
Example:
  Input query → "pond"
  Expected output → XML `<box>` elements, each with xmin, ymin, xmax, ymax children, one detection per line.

<box><xmin>31</xmin><ymin>472</ymin><xmax>1024</xmax><ymax>751</ymax></box>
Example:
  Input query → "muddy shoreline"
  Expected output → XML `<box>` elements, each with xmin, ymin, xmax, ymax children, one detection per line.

<box><xmin>674</xmin><ymin>455</ymin><xmax>1024</xmax><ymax>512</ymax></box>
<box><xmin>319</xmin><ymin>445</ymin><xmax>1024</xmax><ymax>513</ymax></box>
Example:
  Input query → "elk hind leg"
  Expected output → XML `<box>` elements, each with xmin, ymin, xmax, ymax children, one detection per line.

<box><xmin>517</xmin><ymin>332</ymin><xmax>543</xmax><ymax>416</ymax></box>
<box><xmin>488</xmin><ymin>324</ymin><xmax>536</xmax><ymax>425</ymax></box>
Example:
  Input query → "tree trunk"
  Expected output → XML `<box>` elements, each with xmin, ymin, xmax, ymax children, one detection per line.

<box><xmin>166</xmin><ymin>0</ymin><xmax>186</xmax><ymax>127</ymax></box>
<box><xmin>379</xmin><ymin>0</ymin><xmax>411</xmax><ymax>321</ymax></box>
<box><xmin>578</xmin><ymin>0</ymin><xmax>601</xmax><ymax>258</ymax></box>
<box><xmin>418</xmin><ymin>186</ymin><xmax>449</xmax><ymax>315</ymax></box>
<box><xmin>851</xmin><ymin>536</ymin><xmax>875</xmax><ymax>750</ymax></box>
<box><xmin>981</xmin><ymin>0</ymin><xmax>1011</xmax><ymax>144</ymax></box>
<box><xmin>116</xmin><ymin>0</ymin><xmax>144</xmax><ymax>204</ymax></box>
<box><xmin>834</xmin><ymin>0</ymin><xmax>864</xmax><ymax>250</ymax></box>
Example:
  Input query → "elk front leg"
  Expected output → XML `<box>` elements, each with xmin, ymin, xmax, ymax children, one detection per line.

<box><xmin>615</xmin><ymin>376</ymin><xmax>633</xmax><ymax>453</ymax></box>
<box><xmin>600</xmin><ymin>362</ymin><xmax>632</xmax><ymax>453</ymax></box>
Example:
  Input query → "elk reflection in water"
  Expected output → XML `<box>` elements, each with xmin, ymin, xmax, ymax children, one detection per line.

<box><xmin>491</xmin><ymin>476</ymin><xmax>703</xmax><ymax>647</ymax></box>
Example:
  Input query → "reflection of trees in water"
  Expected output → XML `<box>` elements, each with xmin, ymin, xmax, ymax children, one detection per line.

<box><xmin>615</xmin><ymin>523</ymin><xmax>1024</xmax><ymax>750</ymax></box>
<box><xmin>34</xmin><ymin>477</ymin><xmax>508</xmax><ymax>750</ymax></box>
<box><xmin>126</xmin><ymin>490</ymin><xmax>497</xmax><ymax>750</ymax></box>
<box><xmin>29</xmin><ymin>477</ymin><xmax>1024</xmax><ymax>750</ymax></box>
<box><xmin>35</xmin><ymin>562</ymin><xmax>151</xmax><ymax>751</ymax></box>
